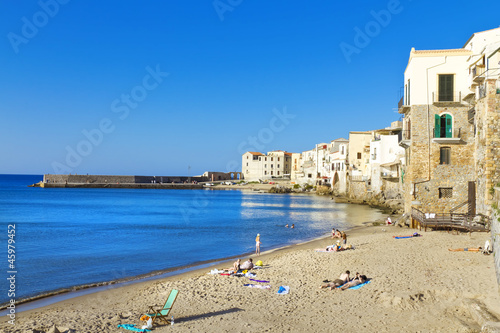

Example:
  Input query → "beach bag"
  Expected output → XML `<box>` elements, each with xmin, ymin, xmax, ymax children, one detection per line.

<box><xmin>255</xmin><ymin>260</ymin><xmax>263</xmax><ymax>266</ymax></box>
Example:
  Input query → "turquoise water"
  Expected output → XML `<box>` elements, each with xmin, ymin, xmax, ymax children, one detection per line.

<box><xmin>0</xmin><ymin>174</ymin><xmax>383</xmax><ymax>305</ymax></box>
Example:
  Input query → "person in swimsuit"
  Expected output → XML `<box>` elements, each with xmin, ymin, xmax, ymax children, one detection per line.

<box><xmin>339</xmin><ymin>274</ymin><xmax>367</xmax><ymax>290</ymax></box>
<box><xmin>319</xmin><ymin>270</ymin><xmax>350</xmax><ymax>290</ymax></box>
<box><xmin>255</xmin><ymin>234</ymin><xmax>261</xmax><ymax>255</ymax></box>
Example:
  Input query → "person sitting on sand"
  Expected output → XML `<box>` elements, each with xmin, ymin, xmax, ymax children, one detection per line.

<box><xmin>448</xmin><ymin>247</ymin><xmax>482</xmax><ymax>252</ymax></box>
<box><xmin>240</xmin><ymin>258</ymin><xmax>254</xmax><ymax>270</ymax></box>
<box><xmin>331</xmin><ymin>228</ymin><xmax>336</xmax><ymax>238</ymax></box>
<box><xmin>341</xmin><ymin>231</ymin><xmax>347</xmax><ymax>245</ymax></box>
<box><xmin>233</xmin><ymin>259</ymin><xmax>241</xmax><ymax>272</ymax></box>
<box><xmin>319</xmin><ymin>270</ymin><xmax>350</xmax><ymax>290</ymax></box>
<box><xmin>338</xmin><ymin>274</ymin><xmax>367</xmax><ymax>290</ymax></box>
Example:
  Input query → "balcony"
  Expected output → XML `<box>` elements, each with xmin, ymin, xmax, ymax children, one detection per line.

<box><xmin>432</xmin><ymin>127</ymin><xmax>463</xmax><ymax>144</ymax></box>
<box><xmin>399</xmin><ymin>129</ymin><xmax>411</xmax><ymax>148</ymax></box>
<box><xmin>381</xmin><ymin>171</ymin><xmax>398</xmax><ymax>179</ymax></box>
<box><xmin>431</xmin><ymin>91</ymin><xmax>464</xmax><ymax>105</ymax></box>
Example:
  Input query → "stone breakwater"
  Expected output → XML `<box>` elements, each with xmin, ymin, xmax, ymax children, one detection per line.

<box><xmin>32</xmin><ymin>174</ymin><xmax>206</xmax><ymax>189</ymax></box>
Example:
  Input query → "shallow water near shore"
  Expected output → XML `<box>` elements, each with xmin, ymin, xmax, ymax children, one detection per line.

<box><xmin>0</xmin><ymin>174</ymin><xmax>384</xmax><ymax>307</ymax></box>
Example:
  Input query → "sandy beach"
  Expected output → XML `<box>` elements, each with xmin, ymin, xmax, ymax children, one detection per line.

<box><xmin>2</xmin><ymin>223</ymin><xmax>499</xmax><ymax>333</ymax></box>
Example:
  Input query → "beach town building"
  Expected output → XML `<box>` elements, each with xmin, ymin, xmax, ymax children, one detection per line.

<box><xmin>290</xmin><ymin>152</ymin><xmax>302</xmax><ymax>182</ymax></box>
<box><xmin>464</xmin><ymin>28</ymin><xmax>500</xmax><ymax>215</ymax></box>
<box><xmin>368</xmin><ymin>121</ymin><xmax>404</xmax><ymax>198</ymax></box>
<box><xmin>347</xmin><ymin>131</ymin><xmax>372</xmax><ymax>196</ymax></box>
<box><xmin>330</xmin><ymin>138</ymin><xmax>349</xmax><ymax>194</ymax></box>
<box><xmin>398</xmin><ymin>27</ymin><xmax>500</xmax><ymax>219</ymax></box>
<box><xmin>241</xmin><ymin>150</ymin><xmax>293</xmax><ymax>182</ymax></box>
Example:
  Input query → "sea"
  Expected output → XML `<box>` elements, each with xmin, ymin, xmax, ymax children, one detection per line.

<box><xmin>0</xmin><ymin>174</ymin><xmax>384</xmax><ymax>308</ymax></box>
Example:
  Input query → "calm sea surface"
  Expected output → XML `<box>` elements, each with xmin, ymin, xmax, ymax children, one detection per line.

<box><xmin>0</xmin><ymin>174</ymin><xmax>384</xmax><ymax>305</ymax></box>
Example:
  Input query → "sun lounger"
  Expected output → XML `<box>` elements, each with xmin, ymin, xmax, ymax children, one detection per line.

<box><xmin>145</xmin><ymin>289</ymin><xmax>179</xmax><ymax>326</ymax></box>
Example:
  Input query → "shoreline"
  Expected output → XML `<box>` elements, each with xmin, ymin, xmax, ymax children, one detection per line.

<box><xmin>0</xmin><ymin>229</ymin><xmax>342</xmax><ymax>314</ymax></box>
<box><xmin>2</xmin><ymin>222</ymin><xmax>498</xmax><ymax>332</ymax></box>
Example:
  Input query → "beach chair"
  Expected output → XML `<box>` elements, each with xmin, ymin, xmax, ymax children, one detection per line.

<box><xmin>145</xmin><ymin>289</ymin><xmax>179</xmax><ymax>325</ymax></box>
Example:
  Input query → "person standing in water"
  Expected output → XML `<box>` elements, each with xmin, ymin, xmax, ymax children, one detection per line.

<box><xmin>255</xmin><ymin>233</ymin><xmax>261</xmax><ymax>255</ymax></box>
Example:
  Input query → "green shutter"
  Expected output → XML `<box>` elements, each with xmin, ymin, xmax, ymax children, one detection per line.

<box><xmin>445</xmin><ymin>114</ymin><xmax>452</xmax><ymax>138</ymax></box>
<box><xmin>434</xmin><ymin>114</ymin><xmax>440</xmax><ymax>138</ymax></box>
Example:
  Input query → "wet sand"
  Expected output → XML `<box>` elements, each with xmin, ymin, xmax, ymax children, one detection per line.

<box><xmin>1</xmin><ymin>223</ymin><xmax>499</xmax><ymax>332</ymax></box>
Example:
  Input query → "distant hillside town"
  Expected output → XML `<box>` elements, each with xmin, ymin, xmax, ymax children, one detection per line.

<box><xmin>242</xmin><ymin>27</ymin><xmax>500</xmax><ymax>226</ymax></box>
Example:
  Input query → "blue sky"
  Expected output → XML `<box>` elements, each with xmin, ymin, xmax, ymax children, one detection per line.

<box><xmin>1</xmin><ymin>0</ymin><xmax>499</xmax><ymax>176</ymax></box>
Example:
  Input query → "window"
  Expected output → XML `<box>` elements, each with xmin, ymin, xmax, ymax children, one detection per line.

<box><xmin>264</xmin><ymin>171</ymin><xmax>267</xmax><ymax>175</ymax></box>
<box><xmin>271</xmin><ymin>164</ymin><xmax>273</xmax><ymax>168</ymax></box>
<box><xmin>439</xmin><ymin>188</ymin><xmax>453</xmax><ymax>198</ymax></box>
<box><xmin>277</xmin><ymin>164</ymin><xmax>280</xmax><ymax>168</ymax></box>
<box><xmin>308</xmin><ymin>173</ymin><xmax>312</xmax><ymax>178</ymax></box>
<box><xmin>357</xmin><ymin>152</ymin><xmax>361</xmax><ymax>159</ymax></box>
<box><xmin>434</xmin><ymin>114</ymin><xmax>452</xmax><ymax>138</ymax></box>
<box><xmin>341</xmin><ymin>146</ymin><xmax>344</xmax><ymax>155</ymax></box>
<box><xmin>278</xmin><ymin>157</ymin><xmax>280</xmax><ymax>161</ymax></box>
<box><xmin>438</xmin><ymin>74</ymin><xmax>454</xmax><ymax>101</ymax></box>
<box><xmin>246</xmin><ymin>163</ymin><xmax>248</xmax><ymax>166</ymax></box>
<box><xmin>259</xmin><ymin>157</ymin><xmax>261</xmax><ymax>161</ymax></box>
<box><xmin>440</xmin><ymin>147</ymin><xmax>451</xmax><ymax>164</ymax></box>
<box><xmin>264</xmin><ymin>164</ymin><xmax>267</xmax><ymax>168</ymax></box>
<box><xmin>271</xmin><ymin>157</ymin><xmax>274</xmax><ymax>161</ymax></box>
<box><xmin>271</xmin><ymin>171</ymin><xmax>273</xmax><ymax>175</ymax></box>
<box><xmin>277</xmin><ymin>171</ymin><xmax>280</xmax><ymax>175</ymax></box>
<box><xmin>253</xmin><ymin>155</ymin><xmax>259</xmax><ymax>160</ymax></box>
<box><xmin>265</xmin><ymin>157</ymin><xmax>267</xmax><ymax>161</ymax></box>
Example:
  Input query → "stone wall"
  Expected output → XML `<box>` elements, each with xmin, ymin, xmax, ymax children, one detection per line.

<box><xmin>44</xmin><ymin>174</ymin><xmax>208</xmax><ymax>184</ymax></box>
<box><xmin>492</xmin><ymin>188</ymin><xmax>500</xmax><ymax>288</ymax></box>
<box><xmin>475</xmin><ymin>79</ymin><xmax>500</xmax><ymax>215</ymax></box>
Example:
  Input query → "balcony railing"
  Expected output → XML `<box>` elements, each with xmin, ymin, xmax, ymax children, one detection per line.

<box><xmin>381</xmin><ymin>171</ymin><xmax>398</xmax><ymax>178</ymax></box>
<box><xmin>431</xmin><ymin>91</ymin><xmax>463</xmax><ymax>103</ymax></box>
<box><xmin>432</xmin><ymin>127</ymin><xmax>461</xmax><ymax>139</ymax></box>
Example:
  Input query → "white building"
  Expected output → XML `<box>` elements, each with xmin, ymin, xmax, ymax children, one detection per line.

<box><xmin>241</xmin><ymin>150</ymin><xmax>293</xmax><ymax>182</ymax></box>
<box><xmin>369</xmin><ymin>122</ymin><xmax>404</xmax><ymax>197</ymax></box>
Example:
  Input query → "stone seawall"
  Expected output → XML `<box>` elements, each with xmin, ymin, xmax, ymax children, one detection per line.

<box><xmin>41</xmin><ymin>182</ymin><xmax>204</xmax><ymax>189</ymax></box>
<box><xmin>43</xmin><ymin>174</ymin><xmax>208</xmax><ymax>185</ymax></box>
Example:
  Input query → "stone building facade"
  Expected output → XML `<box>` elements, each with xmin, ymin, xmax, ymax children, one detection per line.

<box><xmin>401</xmin><ymin>103</ymin><xmax>476</xmax><ymax>214</ymax></box>
<box><xmin>474</xmin><ymin>79</ymin><xmax>500</xmax><ymax>215</ymax></box>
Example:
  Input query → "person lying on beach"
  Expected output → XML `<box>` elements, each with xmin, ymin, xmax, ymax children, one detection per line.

<box><xmin>319</xmin><ymin>270</ymin><xmax>350</xmax><ymax>290</ymax></box>
<box><xmin>338</xmin><ymin>274</ymin><xmax>367</xmax><ymax>290</ymax></box>
<box><xmin>448</xmin><ymin>247</ymin><xmax>482</xmax><ymax>252</ymax></box>
<box><xmin>240</xmin><ymin>258</ymin><xmax>254</xmax><ymax>270</ymax></box>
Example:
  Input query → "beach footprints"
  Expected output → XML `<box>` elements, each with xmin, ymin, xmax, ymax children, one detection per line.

<box><xmin>374</xmin><ymin>290</ymin><xmax>434</xmax><ymax>310</ymax></box>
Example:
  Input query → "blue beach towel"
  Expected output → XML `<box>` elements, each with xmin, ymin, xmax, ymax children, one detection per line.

<box><xmin>117</xmin><ymin>324</ymin><xmax>152</xmax><ymax>332</ymax></box>
<box><xmin>277</xmin><ymin>285</ymin><xmax>290</xmax><ymax>294</ymax></box>
<box><xmin>348</xmin><ymin>280</ymin><xmax>371</xmax><ymax>290</ymax></box>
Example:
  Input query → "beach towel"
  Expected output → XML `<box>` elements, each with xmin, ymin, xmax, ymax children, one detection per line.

<box><xmin>394</xmin><ymin>233</ymin><xmax>421</xmax><ymax>239</ymax></box>
<box><xmin>117</xmin><ymin>324</ymin><xmax>152</xmax><ymax>332</ymax></box>
<box><xmin>277</xmin><ymin>285</ymin><xmax>290</xmax><ymax>294</ymax></box>
<box><xmin>347</xmin><ymin>280</ymin><xmax>371</xmax><ymax>290</ymax></box>
<box><xmin>208</xmin><ymin>269</ymin><xmax>225</xmax><ymax>275</ymax></box>
<box><xmin>244</xmin><ymin>284</ymin><xmax>271</xmax><ymax>289</ymax></box>
<box><xmin>245</xmin><ymin>272</ymin><xmax>257</xmax><ymax>277</ymax></box>
<box><xmin>249</xmin><ymin>278</ymin><xmax>268</xmax><ymax>283</ymax></box>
